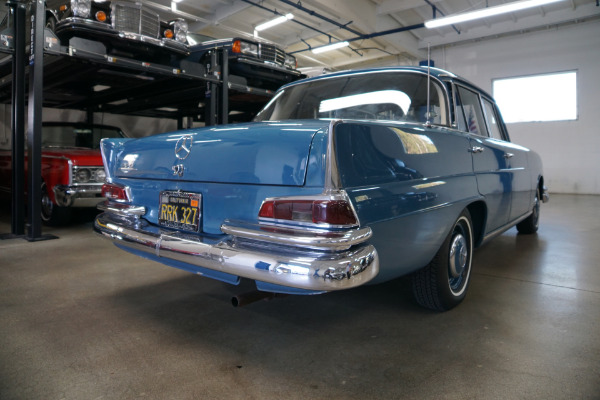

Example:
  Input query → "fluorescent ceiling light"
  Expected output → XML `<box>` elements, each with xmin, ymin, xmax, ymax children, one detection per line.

<box><xmin>255</xmin><ymin>13</ymin><xmax>294</xmax><ymax>32</ymax></box>
<box><xmin>312</xmin><ymin>41</ymin><xmax>350</xmax><ymax>54</ymax></box>
<box><xmin>425</xmin><ymin>0</ymin><xmax>566</xmax><ymax>28</ymax></box>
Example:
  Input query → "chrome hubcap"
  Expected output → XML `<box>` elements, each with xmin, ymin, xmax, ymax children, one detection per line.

<box><xmin>449</xmin><ymin>234</ymin><xmax>468</xmax><ymax>278</ymax></box>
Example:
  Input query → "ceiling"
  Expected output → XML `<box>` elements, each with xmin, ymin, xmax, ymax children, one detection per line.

<box><xmin>148</xmin><ymin>0</ymin><xmax>599</xmax><ymax>71</ymax></box>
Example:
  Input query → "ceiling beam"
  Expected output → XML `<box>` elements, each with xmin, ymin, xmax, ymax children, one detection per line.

<box><xmin>376</xmin><ymin>0</ymin><xmax>442</xmax><ymax>15</ymax></box>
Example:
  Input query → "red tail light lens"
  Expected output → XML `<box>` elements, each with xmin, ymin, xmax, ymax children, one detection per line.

<box><xmin>259</xmin><ymin>199</ymin><xmax>357</xmax><ymax>226</ymax></box>
<box><xmin>101</xmin><ymin>183</ymin><xmax>130</xmax><ymax>202</ymax></box>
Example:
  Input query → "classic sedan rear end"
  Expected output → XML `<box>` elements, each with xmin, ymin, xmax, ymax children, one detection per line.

<box><xmin>96</xmin><ymin>120</ymin><xmax>378</xmax><ymax>294</ymax></box>
<box><xmin>95</xmin><ymin>67</ymin><xmax>547</xmax><ymax>310</ymax></box>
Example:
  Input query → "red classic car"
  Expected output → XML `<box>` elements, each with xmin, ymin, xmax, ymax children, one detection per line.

<box><xmin>0</xmin><ymin>122</ymin><xmax>125</xmax><ymax>225</ymax></box>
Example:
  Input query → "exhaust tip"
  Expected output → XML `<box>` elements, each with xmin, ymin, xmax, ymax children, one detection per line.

<box><xmin>231</xmin><ymin>291</ymin><xmax>288</xmax><ymax>307</ymax></box>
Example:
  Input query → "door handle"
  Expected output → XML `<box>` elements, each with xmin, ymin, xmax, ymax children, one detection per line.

<box><xmin>504</xmin><ymin>153</ymin><xmax>514</xmax><ymax>159</ymax></box>
<box><xmin>469</xmin><ymin>146</ymin><xmax>485</xmax><ymax>153</ymax></box>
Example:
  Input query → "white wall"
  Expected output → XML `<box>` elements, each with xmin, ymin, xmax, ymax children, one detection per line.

<box><xmin>0</xmin><ymin>105</ymin><xmax>180</xmax><ymax>143</ymax></box>
<box><xmin>431</xmin><ymin>20</ymin><xmax>600</xmax><ymax>195</ymax></box>
<box><xmin>42</xmin><ymin>108</ymin><xmax>180</xmax><ymax>138</ymax></box>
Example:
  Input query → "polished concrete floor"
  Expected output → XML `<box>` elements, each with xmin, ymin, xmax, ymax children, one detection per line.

<box><xmin>1</xmin><ymin>194</ymin><xmax>599</xmax><ymax>399</ymax></box>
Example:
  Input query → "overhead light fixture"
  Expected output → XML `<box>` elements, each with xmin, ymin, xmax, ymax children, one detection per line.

<box><xmin>311</xmin><ymin>41</ymin><xmax>350</xmax><ymax>54</ymax></box>
<box><xmin>424</xmin><ymin>0</ymin><xmax>567</xmax><ymax>29</ymax></box>
<box><xmin>255</xmin><ymin>13</ymin><xmax>294</xmax><ymax>32</ymax></box>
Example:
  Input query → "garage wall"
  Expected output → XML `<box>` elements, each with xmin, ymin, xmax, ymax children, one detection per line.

<box><xmin>431</xmin><ymin>20</ymin><xmax>600</xmax><ymax>195</ymax></box>
<box><xmin>44</xmin><ymin>108</ymin><xmax>180</xmax><ymax>138</ymax></box>
<box><xmin>0</xmin><ymin>106</ymin><xmax>179</xmax><ymax>142</ymax></box>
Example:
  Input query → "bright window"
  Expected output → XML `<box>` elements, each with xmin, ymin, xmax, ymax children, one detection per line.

<box><xmin>493</xmin><ymin>71</ymin><xmax>577</xmax><ymax>123</ymax></box>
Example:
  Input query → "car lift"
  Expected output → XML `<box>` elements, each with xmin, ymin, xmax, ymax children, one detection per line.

<box><xmin>0</xmin><ymin>0</ymin><xmax>275</xmax><ymax>241</ymax></box>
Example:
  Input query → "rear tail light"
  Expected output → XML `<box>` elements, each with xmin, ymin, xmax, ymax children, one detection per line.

<box><xmin>258</xmin><ymin>197</ymin><xmax>358</xmax><ymax>227</ymax></box>
<box><xmin>101</xmin><ymin>183</ymin><xmax>130</xmax><ymax>202</ymax></box>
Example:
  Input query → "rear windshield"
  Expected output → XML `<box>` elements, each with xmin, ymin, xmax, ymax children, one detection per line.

<box><xmin>254</xmin><ymin>71</ymin><xmax>448</xmax><ymax>125</ymax></box>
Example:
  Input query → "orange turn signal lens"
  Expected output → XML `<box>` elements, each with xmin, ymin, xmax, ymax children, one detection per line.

<box><xmin>60</xmin><ymin>5</ymin><xmax>67</xmax><ymax>11</ymax></box>
<box><xmin>232</xmin><ymin>40</ymin><xmax>241</xmax><ymax>53</ymax></box>
<box><xmin>95</xmin><ymin>11</ymin><xmax>107</xmax><ymax>22</ymax></box>
<box><xmin>164</xmin><ymin>29</ymin><xmax>174</xmax><ymax>39</ymax></box>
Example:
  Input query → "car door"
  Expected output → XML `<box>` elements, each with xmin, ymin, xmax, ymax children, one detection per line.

<box><xmin>455</xmin><ymin>84</ymin><xmax>512</xmax><ymax>233</ymax></box>
<box><xmin>480</xmin><ymin>97</ymin><xmax>532</xmax><ymax>222</ymax></box>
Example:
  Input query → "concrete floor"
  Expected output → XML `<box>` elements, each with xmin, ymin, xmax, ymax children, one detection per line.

<box><xmin>1</xmin><ymin>194</ymin><xmax>599</xmax><ymax>399</ymax></box>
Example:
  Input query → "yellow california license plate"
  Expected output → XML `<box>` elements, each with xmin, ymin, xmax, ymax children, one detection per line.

<box><xmin>158</xmin><ymin>191</ymin><xmax>202</xmax><ymax>232</ymax></box>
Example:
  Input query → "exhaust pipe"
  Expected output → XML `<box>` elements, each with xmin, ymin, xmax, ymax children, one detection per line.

<box><xmin>231</xmin><ymin>291</ymin><xmax>288</xmax><ymax>307</ymax></box>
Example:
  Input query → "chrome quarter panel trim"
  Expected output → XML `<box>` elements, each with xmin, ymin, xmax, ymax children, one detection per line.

<box><xmin>221</xmin><ymin>220</ymin><xmax>372</xmax><ymax>251</ymax></box>
<box><xmin>325</xmin><ymin>120</ymin><xmax>343</xmax><ymax>192</ymax></box>
<box><xmin>95</xmin><ymin>212</ymin><xmax>379</xmax><ymax>292</ymax></box>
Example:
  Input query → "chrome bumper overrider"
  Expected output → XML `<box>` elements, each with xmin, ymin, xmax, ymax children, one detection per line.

<box><xmin>542</xmin><ymin>185</ymin><xmax>550</xmax><ymax>203</ymax></box>
<box><xmin>94</xmin><ymin>209</ymin><xmax>379</xmax><ymax>292</ymax></box>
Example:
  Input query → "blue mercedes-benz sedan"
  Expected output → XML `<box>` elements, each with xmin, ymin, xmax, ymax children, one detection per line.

<box><xmin>94</xmin><ymin>66</ymin><xmax>548</xmax><ymax>311</ymax></box>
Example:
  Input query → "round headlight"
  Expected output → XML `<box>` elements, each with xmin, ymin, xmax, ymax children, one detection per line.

<box><xmin>75</xmin><ymin>168</ymin><xmax>91</xmax><ymax>183</ymax></box>
<box><xmin>95</xmin><ymin>169</ymin><xmax>106</xmax><ymax>182</ymax></box>
<box><xmin>71</xmin><ymin>0</ymin><xmax>92</xmax><ymax>18</ymax></box>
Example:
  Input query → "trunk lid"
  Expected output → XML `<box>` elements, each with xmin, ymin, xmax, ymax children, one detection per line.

<box><xmin>115</xmin><ymin>121</ymin><xmax>326</xmax><ymax>186</ymax></box>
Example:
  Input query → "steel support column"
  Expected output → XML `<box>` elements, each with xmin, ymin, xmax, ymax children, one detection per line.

<box><xmin>220</xmin><ymin>49</ymin><xmax>229</xmax><ymax>125</ymax></box>
<box><xmin>9</xmin><ymin>0</ymin><xmax>26</xmax><ymax>237</ymax></box>
<box><xmin>26</xmin><ymin>0</ymin><xmax>56</xmax><ymax>241</ymax></box>
<box><xmin>204</xmin><ymin>51</ymin><xmax>218</xmax><ymax>126</ymax></box>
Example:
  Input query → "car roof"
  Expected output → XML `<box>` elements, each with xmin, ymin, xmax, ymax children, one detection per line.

<box><xmin>279</xmin><ymin>65</ymin><xmax>493</xmax><ymax>101</ymax></box>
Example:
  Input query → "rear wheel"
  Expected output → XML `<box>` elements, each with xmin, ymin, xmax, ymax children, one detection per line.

<box><xmin>516</xmin><ymin>189</ymin><xmax>540</xmax><ymax>234</ymax></box>
<box><xmin>41</xmin><ymin>182</ymin><xmax>71</xmax><ymax>226</ymax></box>
<box><xmin>412</xmin><ymin>209</ymin><xmax>474</xmax><ymax>311</ymax></box>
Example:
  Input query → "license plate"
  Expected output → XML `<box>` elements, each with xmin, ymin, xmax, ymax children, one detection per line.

<box><xmin>158</xmin><ymin>191</ymin><xmax>202</xmax><ymax>232</ymax></box>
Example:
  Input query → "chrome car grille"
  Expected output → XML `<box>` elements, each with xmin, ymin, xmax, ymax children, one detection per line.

<box><xmin>111</xmin><ymin>2</ymin><xmax>160</xmax><ymax>39</ymax></box>
<box><xmin>259</xmin><ymin>44</ymin><xmax>286</xmax><ymax>66</ymax></box>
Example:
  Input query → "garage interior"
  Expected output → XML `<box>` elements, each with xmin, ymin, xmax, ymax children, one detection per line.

<box><xmin>1</xmin><ymin>0</ymin><xmax>599</xmax><ymax>399</ymax></box>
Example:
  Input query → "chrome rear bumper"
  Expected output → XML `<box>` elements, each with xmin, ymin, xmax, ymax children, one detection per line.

<box><xmin>94</xmin><ymin>210</ymin><xmax>379</xmax><ymax>293</ymax></box>
<box><xmin>53</xmin><ymin>184</ymin><xmax>103</xmax><ymax>207</ymax></box>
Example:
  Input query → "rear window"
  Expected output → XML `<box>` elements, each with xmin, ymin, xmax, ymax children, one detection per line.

<box><xmin>255</xmin><ymin>71</ymin><xmax>448</xmax><ymax>126</ymax></box>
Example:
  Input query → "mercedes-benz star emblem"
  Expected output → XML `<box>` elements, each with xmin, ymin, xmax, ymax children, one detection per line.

<box><xmin>175</xmin><ymin>135</ymin><xmax>193</xmax><ymax>160</ymax></box>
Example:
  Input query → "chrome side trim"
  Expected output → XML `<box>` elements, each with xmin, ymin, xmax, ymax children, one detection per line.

<box><xmin>94</xmin><ymin>212</ymin><xmax>379</xmax><ymax>292</ymax></box>
<box><xmin>221</xmin><ymin>220</ymin><xmax>372</xmax><ymax>251</ymax></box>
<box><xmin>481</xmin><ymin>211</ymin><xmax>531</xmax><ymax>244</ymax></box>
